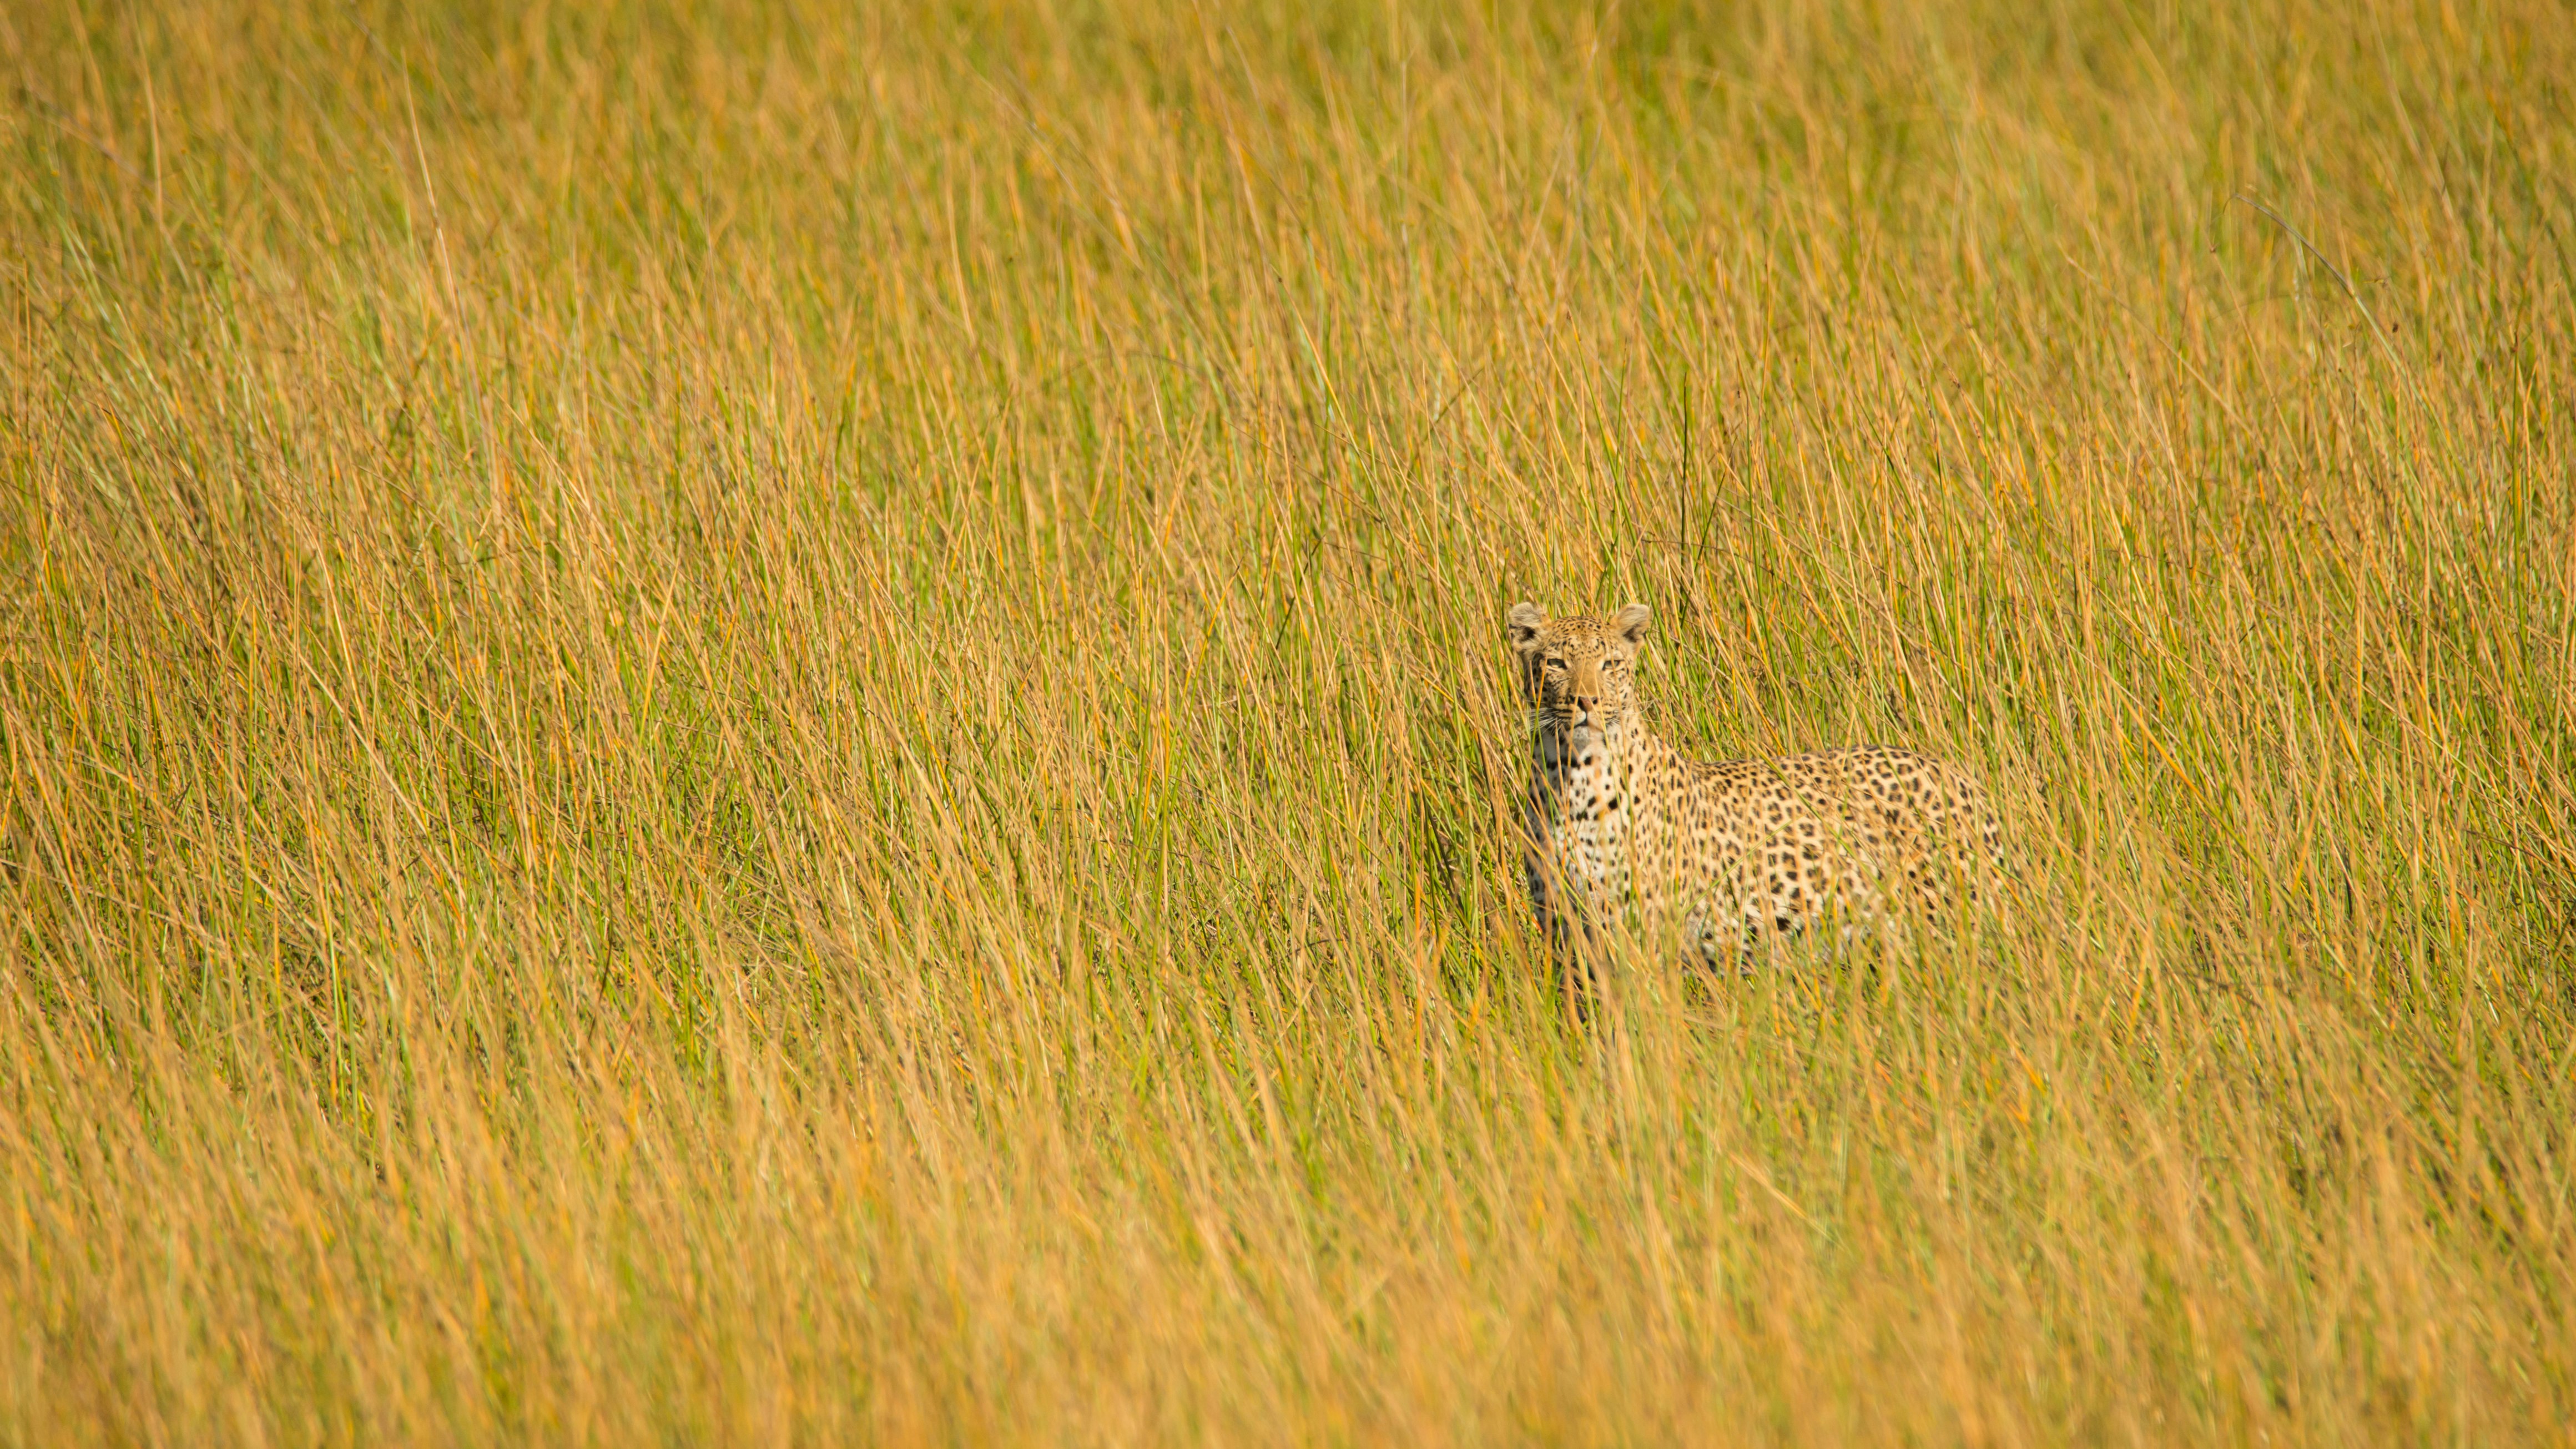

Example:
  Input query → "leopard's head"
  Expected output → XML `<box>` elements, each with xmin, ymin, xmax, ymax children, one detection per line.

<box><xmin>1506</xmin><ymin>601</ymin><xmax>1651</xmax><ymax>738</ymax></box>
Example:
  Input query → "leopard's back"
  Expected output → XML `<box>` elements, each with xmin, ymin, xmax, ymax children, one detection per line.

<box><xmin>1626</xmin><ymin>744</ymin><xmax>2003</xmax><ymax>957</ymax></box>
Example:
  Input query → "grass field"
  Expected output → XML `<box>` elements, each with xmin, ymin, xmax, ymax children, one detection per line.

<box><xmin>4</xmin><ymin>0</ymin><xmax>2573</xmax><ymax>1441</ymax></box>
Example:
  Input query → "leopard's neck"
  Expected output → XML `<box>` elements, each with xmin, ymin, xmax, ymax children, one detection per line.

<box><xmin>1529</xmin><ymin>711</ymin><xmax>1674</xmax><ymax>825</ymax></box>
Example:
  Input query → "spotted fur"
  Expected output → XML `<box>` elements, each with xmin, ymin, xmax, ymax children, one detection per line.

<box><xmin>1509</xmin><ymin>600</ymin><xmax>2002</xmax><ymax>969</ymax></box>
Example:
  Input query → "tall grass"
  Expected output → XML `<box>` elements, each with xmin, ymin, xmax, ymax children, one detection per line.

<box><xmin>3</xmin><ymin>0</ymin><xmax>2572</xmax><ymax>1441</ymax></box>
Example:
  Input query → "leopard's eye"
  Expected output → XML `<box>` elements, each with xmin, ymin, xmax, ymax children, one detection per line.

<box><xmin>1544</xmin><ymin>657</ymin><xmax>1565</xmax><ymax>669</ymax></box>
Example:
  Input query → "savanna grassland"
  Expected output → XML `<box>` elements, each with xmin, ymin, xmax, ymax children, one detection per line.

<box><xmin>4</xmin><ymin>0</ymin><xmax>2573</xmax><ymax>1442</ymax></box>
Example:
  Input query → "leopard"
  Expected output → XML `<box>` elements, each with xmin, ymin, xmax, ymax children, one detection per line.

<box><xmin>1508</xmin><ymin>600</ymin><xmax>2003</xmax><ymax>973</ymax></box>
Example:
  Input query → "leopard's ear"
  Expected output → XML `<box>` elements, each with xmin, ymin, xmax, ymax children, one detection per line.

<box><xmin>1612</xmin><ymin>603</ymin><xmax>1652</xmax><ymax>645</ymax></box>
<box><xmin>1506</xmin><ymin>601</ymin><xmax>1546</xmax><ymax>656</ymax></box>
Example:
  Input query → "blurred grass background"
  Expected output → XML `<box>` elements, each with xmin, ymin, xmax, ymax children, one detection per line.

<box><xmin>2</xmin><ymin>0</ymin><xmax>2572</xmax><ymax>1441</ymax></box>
